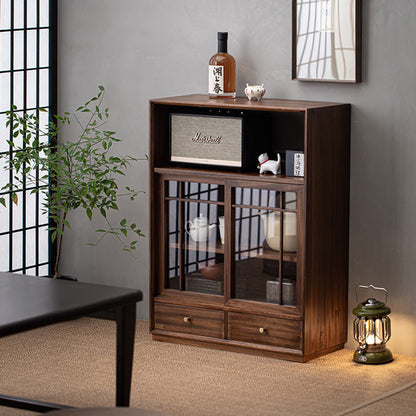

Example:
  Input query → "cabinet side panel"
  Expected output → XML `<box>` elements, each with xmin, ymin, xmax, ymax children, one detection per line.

<box><xmin>149</xmin><ymin>102</ymin><xmax>156</xmax><ymax>330</ymax></box>
<box><xmin>304</xmin><ymin>105</ymin><xmax>351</xmax><ymax>356</ymax></box>
<box><xmin>149</xmin><ymin>102</ymin><xmax>171</xmax><ymax>330</ymax></box>
<box><xmin>150</xmin><ymin>103</ymin><xmax>171</xmax><ymax>168</ymax></box>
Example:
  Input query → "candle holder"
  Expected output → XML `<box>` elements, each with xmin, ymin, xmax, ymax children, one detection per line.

<box><xmin>352</xmin><ymin>285</ymin><xmax>393</xmax><ymax>364</ymax></box>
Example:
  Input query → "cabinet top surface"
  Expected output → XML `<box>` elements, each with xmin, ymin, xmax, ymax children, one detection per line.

<box><xmin>150</xmin><ymin>94</ymin><xmax>349</xmax><ymax>111</ymax></box>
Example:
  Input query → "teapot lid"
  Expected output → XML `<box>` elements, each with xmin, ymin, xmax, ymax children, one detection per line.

<box><xmin>193</xmin><ymin>214</ymin><xmax>208</xmax><ymax>225</ymax></box>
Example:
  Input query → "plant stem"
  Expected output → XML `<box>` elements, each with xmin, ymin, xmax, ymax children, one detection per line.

<box><xmin>53</xmin><ymin>211</ymin><xmax>67</xmax><ymax>279</ymax></box>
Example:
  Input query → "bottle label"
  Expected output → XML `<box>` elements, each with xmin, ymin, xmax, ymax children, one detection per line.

<box><xmin>208</xmin><ymin>65</ymin><xmax>224</xmax><ymax>95</ymax></box>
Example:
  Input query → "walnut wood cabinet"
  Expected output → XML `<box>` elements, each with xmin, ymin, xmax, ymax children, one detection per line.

<box><xmin>149</xmin><ymin>94</ymin><xmax>350</xmax><ymax>362</ymax></box>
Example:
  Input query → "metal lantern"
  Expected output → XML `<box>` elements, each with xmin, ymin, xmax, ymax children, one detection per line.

<box><xmin>352</xmin><ymin>285</ymin><xmax>393</xmax><ymax>364</ymax></box>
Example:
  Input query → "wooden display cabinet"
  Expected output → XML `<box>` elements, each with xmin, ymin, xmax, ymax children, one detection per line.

<box><xmin>149</xmin><ymin>94</ymin><xmax>350</xmax><ymax>362</ymax></box>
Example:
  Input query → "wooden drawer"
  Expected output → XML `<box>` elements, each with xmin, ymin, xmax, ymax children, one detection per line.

<box><xmin>228</xmin><ymin>312</ymin><xmax>302</xmax><ymax>350</ymax></box>
<box><xmin>154</xmin><ymin>303</ymin><xmax>224</xmax><ymax>338</ymax></box>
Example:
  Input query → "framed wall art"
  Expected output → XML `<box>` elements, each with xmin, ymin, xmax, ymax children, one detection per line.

<box><xmin>292</xmin><ymin>0</ymin><xmax>362</xmax><ymax>83</ymax></box>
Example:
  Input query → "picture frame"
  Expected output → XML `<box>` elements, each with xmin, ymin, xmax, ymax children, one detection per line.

<box><xmin>292</xmin><ymin>0</ymin><xmax>362</xmax><ymax>83</ymax></box>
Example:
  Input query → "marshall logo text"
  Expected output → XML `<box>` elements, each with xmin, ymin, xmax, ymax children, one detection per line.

<box><xmin>192</xmin><ymin>132</ymin><xmax>222</xmax><ymax>144</ymax></box>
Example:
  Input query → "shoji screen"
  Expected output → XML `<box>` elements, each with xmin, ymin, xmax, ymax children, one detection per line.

<box><xmin>0</xmin><ymin>0</ymin><xmax>57</xmax><ymax>275</ymax></box>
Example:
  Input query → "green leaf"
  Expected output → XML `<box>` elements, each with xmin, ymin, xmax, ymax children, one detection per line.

<box><xmin>120</xmin><ymin>228</ymin><xmax>127</xmax><ymax>237</ymax></box>
<box><xmin>100</xmin><ymin>207</ymin><xmax>107</xmax><ymax>218</ymax></box>
<box><xmin>11</xmin><ymin>193</ymin><xmax>18</xmax><ymax>205</ymax></box>
<box><xmin>0</xmin><ymin>197</ymin><xmax>6</xmax><ymax>207</ymax></box>
<box><xmin>120</xmin><ymin>218</ymin><xmax>127</xmax><ymax>227</ymax></box>
<box><xmin>62</xmin><ymin>219</ymin><xmax>71</xmax><ymax>229</ymax></box>
<box><xmin>86</xmin><ymin>207</ymin><xmax>92</xmax><ymax>220</ymax></box>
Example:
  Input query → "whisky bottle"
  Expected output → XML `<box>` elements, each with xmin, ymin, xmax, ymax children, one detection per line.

<box><xmin>208</xmin><ymin>32</ymin><xmax>236</xmax><ymax>98</ymax></box>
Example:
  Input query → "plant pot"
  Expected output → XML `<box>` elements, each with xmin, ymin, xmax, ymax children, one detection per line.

<box><xmin>42</xmin><ymin>275</ymin><xmax>78</xmax><ymax>282</ymax></box>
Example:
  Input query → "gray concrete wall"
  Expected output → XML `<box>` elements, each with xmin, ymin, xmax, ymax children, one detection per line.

<box><xmin>58</xmin><ymin>0</ymin><xmax>416</xmax><ymax>355</ymax></box>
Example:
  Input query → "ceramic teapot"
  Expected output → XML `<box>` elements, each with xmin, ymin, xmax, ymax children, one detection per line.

<box><xmin>185</xmin><ymin>214</ymin><xmax>216</xmax><ymax>242</ymax></box>
<box><xmin>259</xmin><ymin>211</ymin><xmax>297</xmax><ymax>252</ymax></box>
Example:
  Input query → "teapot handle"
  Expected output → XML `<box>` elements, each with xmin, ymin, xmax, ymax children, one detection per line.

<box><xmin>184</xmin><ymin>221</ymin><xmax>192</xmax><ymax>235</ymax></box>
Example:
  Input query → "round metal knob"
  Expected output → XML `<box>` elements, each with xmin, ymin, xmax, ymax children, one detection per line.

<box><xmin>259</xmin><ymin>327</ymin><xmax>266</xmax><ymax>334</ymax></box>
<box><xmin>183</xmin><ymin>316</ymin><xmax>191</xmax><ymax>323</ymax></box>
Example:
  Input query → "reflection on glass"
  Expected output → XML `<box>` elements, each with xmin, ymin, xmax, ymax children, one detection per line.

<box><xmin>183</xmin><ymin>182</ymin><xmax>224</xmax><ymax>202</ymax></box>
<box><xmin>284</xmin><ymin>192</ymin><xmax>297</xmax><ymax>209</ymax></box>
<box><xmin>233</xmin><ymin>189</ymin><xmax>297</xmax><ymax>306</ymax></box>
<box><xmin>295</xmin><ymin>0</ymin><xmax>358</xmax><ymax>82</ymax></box>
<box><xmin>235</xmin><ymin>187</ymin><xmax>280</xmax><ymax>208</ymax></box>
<box><xmin>167</xmin><ymin>199</ymin><xmax>180</xmax><ymax>289</ymax></box>
<box><xmin>167</xmin><ymin>181</ymin><xmax>224</xmax><ymax>202</ymax></box>
<box><xmin>167</xmin><ymin>180</ymin><xmax>180</xmax><ymax>198</ymax></box>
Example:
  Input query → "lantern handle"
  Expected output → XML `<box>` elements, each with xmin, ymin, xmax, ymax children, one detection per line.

<box><xmin>355</xmin><ymin>284</ymin><xmax>388</xmax><ymax>304</ymax></box>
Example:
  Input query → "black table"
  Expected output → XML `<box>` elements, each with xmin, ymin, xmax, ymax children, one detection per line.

<box><xmin>0</xmin><ymin>272</ymin><xmax>143</xmax><ymax>413</ymax></box>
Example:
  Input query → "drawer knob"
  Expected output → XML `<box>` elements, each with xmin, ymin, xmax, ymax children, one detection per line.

<box><xmin>259</xmin><ymin>327</ymin><xmax>266</xmax><ymax>334</ymax></box>
<box><xmin>183</xmin><ymin>316</ymin><xmax>191</xmax><ymax>323</ymax></box>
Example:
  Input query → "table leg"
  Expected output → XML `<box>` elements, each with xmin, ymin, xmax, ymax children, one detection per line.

<box><xmin>0</xmin><ymin>395</ymin><xmax>72</xmax><ymax>413</ymax></box>
<box><xmin>115</xmin><ymin>302</ymin><xmax>136</xmax><ymax>407</ymax></box>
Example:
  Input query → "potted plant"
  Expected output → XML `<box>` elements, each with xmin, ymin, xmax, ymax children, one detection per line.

<box><xmin>0</xmin><ymin>86</ymin><xmax>145</xmax><ymax>278</ymax></box>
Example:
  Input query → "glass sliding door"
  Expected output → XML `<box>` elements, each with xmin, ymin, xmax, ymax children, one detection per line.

<box><xmin>165</xmin><ymin>180</ymin><xmax>225</xmax><ymax>296</ymax></box>
<box><xmin>232</xmin><ymin>186</ymin><xmax>299</xmax><ymax>306</ymax></box>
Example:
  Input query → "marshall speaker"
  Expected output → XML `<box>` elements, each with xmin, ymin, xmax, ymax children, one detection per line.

<box><xmin>170</xmin><ymin>109</ymin><xmax>270</xmax><ymax>171</ymax></box>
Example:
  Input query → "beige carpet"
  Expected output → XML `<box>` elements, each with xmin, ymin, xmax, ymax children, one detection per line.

<box><xmin>0</xmin><ymin>318</ymin><xmax>415</xmax><ymax>416</ymax></box>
